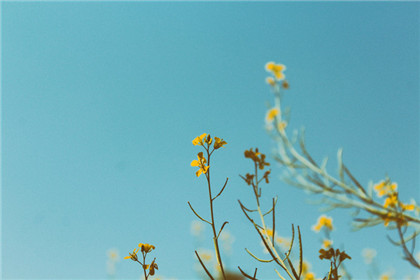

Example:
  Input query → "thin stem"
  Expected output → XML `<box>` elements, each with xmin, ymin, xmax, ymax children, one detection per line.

<box><xmin>206</xmin><ymin>148</ymin><xmax>227</xmax><ymax>279</ymax></box>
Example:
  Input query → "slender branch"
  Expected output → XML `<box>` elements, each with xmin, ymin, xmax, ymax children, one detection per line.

<box><xmin>188</xmin><ymin>201</ymin><xmax>211</xmax><ymax>225</ymax></box>
<box><xmin>213</xmin><ymin>178</ymin><xmax>229</xmax><ymax>201</ymax></box>
<box><xmin>217</xmin><ymin>221</ymin><xmax>229</xmax><ymax>239</ymax></box>
<box><xmin>195</xmin><ymin>251</ymin><xmax>215</xmax><ymax>280</ymax></box>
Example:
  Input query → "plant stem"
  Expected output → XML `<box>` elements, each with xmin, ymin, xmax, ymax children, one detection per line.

<box><xmin>206</xmin><ymin>148</ymin><xmax>227</xmax><ymax>279</ymax></box>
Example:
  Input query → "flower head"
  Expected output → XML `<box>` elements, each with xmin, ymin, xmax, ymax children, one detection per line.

<box><xmin>384</xmin><ymin>192</ymin><xmax>399</xmax><ymax>208</ymax></box>
<box><xmin>303</xmin><ymin>272</ymin><xmax>316</xmax><ymax>280</ymax></box>
<box><xmin>191</xmin><ymin>152</ymin><xmax>210</xmax><ymax>177</ymax></box>
<box><xmin>374</xmin><ymin>180</ymin><xmax>397</xmax><ymax>197</ymax></box>
<box><xmin>214</xmin><ymin>137</ymin><xmax>227</xmax><ymax>149</ymax></box>
<box><xmin>401</xmin><ymin>203</ymin><xmax>415</xmax><ymax>211</ymax></box>
<box><xmin>192</xmin><ymin>133</ymin><xmax>207</xmax><ymax>146</ymax></box>
<box><xmin>124</xmin><ymin>247</ymin><xmax>139</xmax><ymax>261</ymax></box>
<box><xmin>312</xmin><ymin>215</ymin><xmax>333</xmax><ymax>232</ymax></box>
<box><xmin>265</xmin><ymin>108</ymin><xmax>279</xmax><ymax>123</ymax></box>
<box><xmin>139</xmin><ymin>243</ymin><xmax>155</xmax><ymax>253</ymax></box>
<box><xmin>265</xmin><ymin>61</ymin><xmax>286</xmax><ymax>80</ymax></box>
<box><xmin>322</xmin><ymin>239</ymin><xmax>333</xmax><ymax>249</ymax></box>
<box><xmin>149</xmin><ymin>259</ymin><xmax>158</xmax><ymax>275</ymax></box>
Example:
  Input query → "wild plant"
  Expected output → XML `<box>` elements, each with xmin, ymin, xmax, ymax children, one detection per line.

<box><xmin>124</xmin><ymin>243</ymin><xmax>158</xmax><ymax>279</ymax></box>
<box><xmin>263</xmin><ymin>61</ymin><xmax>420</xmax><ymax>269</ymax></box>
<box><xmin>189</xmin><ymin>133</ymin><xmax>229</xmax><ymax>279</ymax></box>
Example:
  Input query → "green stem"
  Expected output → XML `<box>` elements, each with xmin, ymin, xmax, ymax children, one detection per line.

<box><xmin>206</xmin><ymin>148</ymin><xmax>226</xmax><ymax>280</ymax></box>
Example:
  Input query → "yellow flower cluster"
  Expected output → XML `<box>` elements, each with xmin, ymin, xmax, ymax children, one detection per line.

<box><xmin>301</xmin><ymin>261</ymin><xmax>317</xmax><ymax>280</ymax></box>
<box><xmin>124</xmin><ymin>243</ymin><xmax>158</xmax><ymax>277</ymax></box>
<box><xmin>191</xmin><ymin>152</ymin><xmax>210</xmax><ymax>177</ymax></box>
<box><xmin>373</xmin><ymin>179</ymin><xmax>415</xmax><ymax>226</ymax></box>
<box><xmin>312</xmin><ymin>215</ymin><xmax>333</xmax><ymax>232</ymax></box>
<box><xmin>374</xmin><ymin>180</ymin><xmax>397</xmax><ymax>197</ymax></box>
<box><xmin>265</xmin><ymin>108</ymin><xmax>279</xmax><ymax>123</ymax></box>
<box><xmin>191</xmin><ymin>133</ymin><xmax>227</xmax><ymax>177</ymax></box>
<box><xmin>265</xmin><ymin>61</ymin><xmax>289</xmax><ymax>89</ymax></box>
<box><xmin>322</xmin><ymin>239</ymin><xmax>333</xmax><ymax>249</ymax></box>
<box><xmin>265</xmin><ymin>61</ymin><xmax>286</xmax><ymax>80</ymax></box>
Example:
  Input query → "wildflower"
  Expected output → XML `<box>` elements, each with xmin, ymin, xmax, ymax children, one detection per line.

<box><xmin>192</xmin><ymin>133</ymin><xmax>207</xmax><ymax>146</ymax></box>
<box><xmin>192</xmin><ymin>133</ymin><xmax>212</xmax><ymax>146</ymax></box>
<box><xmin>379</xmin><ymin>273</ymin><xmax>392</xmax><ymax>280</ymax></box>
<box><xmin>191</xmin><ymin>152</ymin><xmax>210</xmax><ymax>177</ymax></box>
<box><xmin>139</xmin><ymin>243</ymin><xmax>155</xmax><ymax>253</ymax></box>
<box><xmin>384</xmin><ymin>193</ymin><xmax>398</xmax><ymax>208</ymax></box>
<box><xmin>262</xmin><ymin>170</ymin><xmax>270</xmax><ymax>183</ymax></box>
<box><xmin>312</xmin><ymin>215</ymin><xmax>333</xmax><ymax>232</ymax></box>
<box><xmin>303</xmin><ymin>272</ymin><xmax>316</xmax><ymax>280</ymax></box>
<box><xmin>278</xmin><ymin>121</ymin><xmax>287</xmax><ymax>131</ymax></box>
<box><xmin>301</xmin><ymin>261</ymin><xmax>310</xmax><ymax>274</ymax></box>
<box><xmin>265</xmin><ymin>108</ymin><xmax>279</xmax><ymax>123</ymax></box>
<box><xmin>241</xmin><ymin>173</ymin><xmax>255</xmax><ymax>186</ymax></box>
<box><xmin>214</xmin><ymin>137</ymin><xmax>227</xmax><ymax>149</ymax></box>
<box><xmin>260</xmin><ymin>228</ymin><xmax>274</xmax><ymax>237</ymax></box>
<box><xmin>149</xmin><ymin>259</ymin><xmax>158</xmax><ymax>275</ymax></box>
<box><xmin>374</xmin><ymin>180</ymin><xmax>397</xmax><ymax>197</ymax></box>
<box><xmin>322</xmin><ymin>239</ymin><xmax>333</xmax><ymax>249</ymax></box>
<box><xmin>124</xmin><ymin>247</ymin><xmax>139</xmax><ymax>261</ymax></box>
<box><xmin>282</xmin><ymin>80</ymin><xmax>289</xmax><ymax>89</ymax></box>
<box><xmin>265</xmin><ymin>61</ymin><xmax>286</xmax><ymax>80</ymax></box>
<box><xmin>362</xmin><ymin>248</ymin><xmax>377</xmax><ymax>264</ymax></box>
<box><xmin>244</xmin><ymin>148</ymin><xmax>261</xmax><ymax>162</ymax></box>
<box><xmin>401</xmin><ymin>202</ymin><xmax>415</xmax><ymax>211</ymax></box>
<box><xmin>266</xmin><ymin>77</ymin><xmax>276</xmax><ymax>86</ymax></box>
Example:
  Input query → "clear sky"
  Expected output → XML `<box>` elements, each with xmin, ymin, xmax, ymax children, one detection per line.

<box><xmin>2</xmin><ymin>1</ymin><xmax>419</xmax><ymax>279</ymax></box>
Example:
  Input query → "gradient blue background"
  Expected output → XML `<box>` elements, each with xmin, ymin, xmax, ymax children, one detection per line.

<box><xmin>2</xmin><ymin>2</ymin><xmax>419</xmax><ymax>279</ymax></box>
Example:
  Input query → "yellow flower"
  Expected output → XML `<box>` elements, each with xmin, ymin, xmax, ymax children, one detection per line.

<box><xmin>303</xmin><ymin>272</ymin><xmax>316</xmax><ymax>280</ymax></box>
<box><xmin>384</xmin><ymin>193</ymin><xmax>398</xmax><ymax>208</ymax></box>
<box><xmin>322</xmin><ymin>239</ymin><xmax>333</xmax><ymax>249</ymax></box>
<box><xmin>312</xmin><ymin>215</ymin><xmax>333</xmax><ymax>232</ymax></box>
<box><xmin>149</xmin><ymin>259</ymin><xmax>158</xmax><ymax>275</ymax></box>
<box><xmin>260</xmin><ymin>228</ymin><xmax>274</xmax><ymax>237</ymax></box>
<box><xmin>266</xmin><ymin>108</ymin><xmax>279</xmax><ymax>123</ymax></box>
<box><xmin>401</xmin><ymin>203</ymin><xmax>415</xmax><ymax>211</ymax></box>
<box><xmin>265</xmin><ymin>61</ymin><xmax>286</xmax><ymax>80</ymax></box>
<box><xmin>374</xmin><ymin>180</ymin><xmax>397</xmax><ymax>197</ymax></box>
<box><xmin>191</xmin><ymin>152</ymin><xmax>210</xmax><ymax>177</ymax></box>
<box><xmin>214</xmin><ymin>137</ymin><xmax>227</xmax><ymax>149</ymax></box>
<box><xmin>139</xmin><ymin>243</ymin><xmax>155</xmax><ymax>253</ymax></box>
<box><xmin>301</xmin><ymin>261</ymin><xmax>310</xmax><ymax>274</ymax></box>
<box><xmin>379</xmin><ymin>274</ymin><xmax>392</xmax><ymax>280</ymax></box>
<box><xmin>124</xmin><ymin>247</ymin><xmax>139</xmax><ymax>261</ymax></box>
<box><xmin>192</xmin><ymin>133</ymin><xmax>207</xmax><ymax>146</ymax></box>
<box><xmin>266</xmin><ymin>77</ymin><xmax>276</xmax><ymax>86</ymax></box>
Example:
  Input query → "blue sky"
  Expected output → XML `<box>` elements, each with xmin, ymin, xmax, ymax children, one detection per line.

<box><xmin>2</xmin><ymin>1</ymin><xmax>419</xmax><ymax>279</ymax></box>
